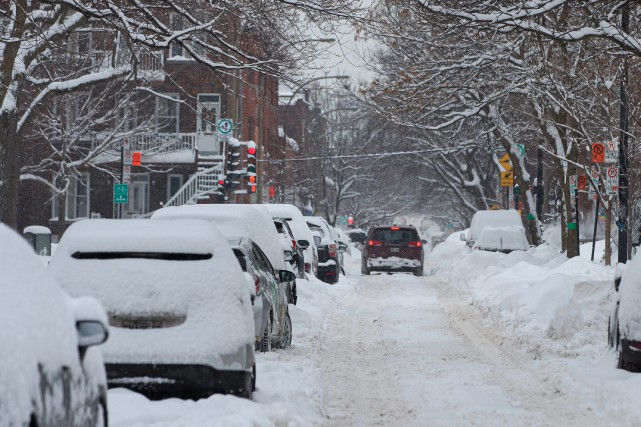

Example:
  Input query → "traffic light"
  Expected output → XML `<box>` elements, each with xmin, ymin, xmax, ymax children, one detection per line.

<box><xmin>246</xmin><ymin>141</ymin><xmax>257</xmax><ymax>194</ymax></box>
<box><xmin>217</xmin><ymin>175</ymin><xmax>226</xmax><ymax>195</ymax></box>
<box><xmin>226</xmin><ymin>139</ymin><xmax>240</xmax><ymax>175</ymax></box>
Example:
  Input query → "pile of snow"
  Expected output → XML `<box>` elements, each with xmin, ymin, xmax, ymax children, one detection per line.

<box><xmin>465</xmin><ymin>209</ymin><xmax>523</xmax><ymax>241</ymax></box>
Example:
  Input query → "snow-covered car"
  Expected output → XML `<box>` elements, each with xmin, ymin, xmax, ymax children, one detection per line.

<box><xmin>0</xmin><ymin>223</ymin><xmax>109</xmax><ymax>426</ymax></box>
<box><xmin>48</xmin><ymin>219</ymin><xmax>256</xmax><ymax>399</ymax></box>
<box><xmin>361</xmin><ymin>225</ymin><xmax>424</xmax><ymax>276</ymax></box>
<box><xmin>307</xmin><ymin>216</ymin><xmax>343</xmax><ymax>284</ymax></box>
<box><xmin>274</xmin><ymin>218</ymin><xmax>305</xmax><ymax>278</ymax></box>
<box><xmin>461</xmin><ymin>209</ymin><xmax>524</xmax><ymax>248</ymax></box>
<box><xmin>230</xmin><ymin>238</ymin><xmax>294</xmax><ymax>352</ymax></box>
<box><xmin>472</xmin><ymin>225</ymin><xmax>530</xmax><ymax>253</ymax></box>
<box><xmin>152</xmin><ymin>204</ymin><xmax>298</xmax><ymax>304</ymax></box>
<box><xmin>609</xmin><ymin>257</ymin><xmax>641</xmax><ymax>371</ymax></box>
<box><xmin>263</xmin><ymin>203</ymin><xmax>318</xmax><ymax>277</ymax></box>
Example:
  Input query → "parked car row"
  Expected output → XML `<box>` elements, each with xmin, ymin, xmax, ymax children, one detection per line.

<box><xmin>3</xmin><ymin>204</ymin><xmax>352</xmax><ymax>424</ymax></box>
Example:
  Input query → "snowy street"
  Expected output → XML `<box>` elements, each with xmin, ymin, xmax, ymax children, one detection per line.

<box><xmin>107</xmin><ymin>240</ymin><xmax>641</xmax><ymax>427</ymax></box>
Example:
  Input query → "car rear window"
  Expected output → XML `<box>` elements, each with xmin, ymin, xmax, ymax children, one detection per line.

<box><xmin>71</xmin><ymin>252</ymin><xmax>212</xmax><ymax>261</ymax></box>
<box><xmin>371</xmin><ymin>228</ymin><xmax>419</xmax><ymax>244</ymax></box>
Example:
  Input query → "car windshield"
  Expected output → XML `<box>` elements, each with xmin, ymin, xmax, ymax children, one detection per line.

<box><xmin>371</xmin><ymin>229</ymin><xmax>418</xmax><ymax>244</ymax></box>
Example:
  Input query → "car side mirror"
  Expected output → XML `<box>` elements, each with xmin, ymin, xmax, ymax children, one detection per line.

<box><xmin>284</xmin><ymin>250</ymin><xmax>293</xmax><ymax>262</ymax></box>
<box><xmin>466</xmin><ymin>240</ymin><xmax>475</xmax><ymax>248</ymax></box>
<box><xmin>77</xmin><ymin>321</ymin><xmax>108</xmax><ymax>348</ymax></box>
<box><xmin>421</xmin><ymin>239</ymin><xmax>427</xmax><ymax>245</ymax></box>
<box><xmin>313</xmin><ymin>236</ymin><xmax>321</xmax><ymax>245</ymax></box>
<box><xmin>298</xmin><ymin>239</ymin><xmax>310</xmax><ymax>250</ymax></box>
<box><xmin>279</xmin><ymin>270</ymin><xmax>296</xmax><ymax>282</ymax></box>
<box><xmin>460</xmin><ymin>234</ymin><xmax>467</xmax><ymax>242</ymax></box>
<box><xmin>338</xmin><ymin>243</ymin><xmax>347</xmax><ymax>253</ymax></box>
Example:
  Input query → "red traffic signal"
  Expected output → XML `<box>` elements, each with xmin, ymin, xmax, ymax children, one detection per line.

<box><xmin>247</xmin><ymin>146</ymin><xmax>257</xmax><ymax>156</ymax></box>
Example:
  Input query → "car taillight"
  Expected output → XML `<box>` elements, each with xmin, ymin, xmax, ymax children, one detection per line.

<box><xmin>329</xmin><ymin>243</ymin><xmax>337</xmax><ymax>257</ymax></box>
<box><xmin>408</xmin><ymin>241</ymin><xmax>421</xmax><ymax>247</ymax></box>
<box><xmin>252</xmin><ymin>274</ymin><xmax>261</xmax><ymax>294</ymax></box>
<box><xmin>391</xmin><ymin>226</ymin><xmax>400</xmax><ymax>230</ymax></box>
<box><xmin>368</xmin><ymin>240</ymin><xmax>382</xmax><ymax>247</ymax></box>
<box><xmin>291</xmin><ymin>239</ymin><xmax>297</xmax><ymax>250</ymax></box>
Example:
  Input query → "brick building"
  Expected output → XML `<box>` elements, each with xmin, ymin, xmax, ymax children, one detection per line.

<box><xmin>17</xmin><ymin>25</ymin><xmax>280</xmax><ymax>237</ymax></box>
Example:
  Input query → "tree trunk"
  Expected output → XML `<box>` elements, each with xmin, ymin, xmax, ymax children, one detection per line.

<box><xmin>0</xmin><ymin>110</ymin><xmax>21</xmax><ymax>229</ymax></box>
<box><xmin>605</xmin><ymin>199</ymin><xmax>612</xmax><ymax>266</ymax></box>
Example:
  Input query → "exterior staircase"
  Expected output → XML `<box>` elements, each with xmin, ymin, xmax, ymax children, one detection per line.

<box><xmin>162</xmin><ymin>162</ymin><xmax>224</xmax><ymax>208</ymax></box>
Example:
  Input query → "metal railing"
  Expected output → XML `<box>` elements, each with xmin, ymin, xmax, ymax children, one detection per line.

<box><xmin>163</xmin><ymin>164</ymin><xmax>224</xmax><ymax>208</ymax></box>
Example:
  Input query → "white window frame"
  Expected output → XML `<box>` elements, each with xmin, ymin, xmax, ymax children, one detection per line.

<box><xmin>51</xmin><ymin>173</ymin><xmax>90</xmax><ymax>220</ymax></box>
<box><xmin>167</xmin><ymin>174</ymin><xmax>184</xmax><ymax>200</ymax></box>
<box><xmin>156</xmin><ymin>94</ymin><xmax>180</xmax><ymax>133</ymax></box>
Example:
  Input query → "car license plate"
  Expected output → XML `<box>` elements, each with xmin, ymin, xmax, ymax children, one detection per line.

<box><xmin>390</xmin><ymin>247</ymin><xmax>399</xmax><ymax>253</ymax></box>
<box><xmin>122</xmin><ymin>320</ymin><xmax>163</xmax><ymax>329</ymax></box>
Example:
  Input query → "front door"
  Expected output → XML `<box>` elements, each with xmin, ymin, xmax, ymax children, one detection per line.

<box><xmin>196</xmin><ymin>94</ymin><xmax>221</xmax><ymax>155</ymax></box>
<box><xmin>124</xmin><ymin>174</ymin><xmax>149</xmax><ymax>218</ymax></box>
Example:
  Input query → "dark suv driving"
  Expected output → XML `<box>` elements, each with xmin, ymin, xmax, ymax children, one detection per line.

<box><xmin>361</xmin><ymin>225</ymin><xmax>424</xmax><ymax>276</ymax></box>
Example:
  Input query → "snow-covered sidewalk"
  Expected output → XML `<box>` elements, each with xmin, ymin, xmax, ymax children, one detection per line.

<box><xmin>430</xmin><ymin>232</ymin><xmax>641</xmax><ymax>425</ymax></box>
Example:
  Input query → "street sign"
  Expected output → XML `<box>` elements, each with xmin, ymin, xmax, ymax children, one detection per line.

<box><xmin>605</xmin><ymin>140</ymin><xmax>619</xmax><ymax>163</ymax></box>
<box><xmin>569</xmin><ymin>175</ymin><xmax>577</xmax><ymax>194</ymax></box>
<box><xmin>499</xmin><ymin>153</ymin><xmax>512</xmax><ymax>171</ymax></box>
<box><xmin>217</xmin><ymin>118</ymin><xmax>234</xmax><ymax>135</ymax></box>
<box><xmin>123</xmin><ymin>165</ymin><xmax>131</xmax><ymax>184</ymax></box>
<box><xmin>124</xmin><ymin>150</ymin><xmax>132</xmax><ymax>166</ymax></box>
<box><xmin>577</xmin><ymin>175</ymin><xmax>587</xmax><ymax>191</ymax></box>
<box><xmin>123</xmin><ymin>138</ymin><xmax>130</xmax><ymax>151</ymax></box>
<box><xmin>592</xmin><ymin>142</ymin><xmax>605</xmax><ymax>163</ymax></box>
<box><xmin>132</xmin><ymin>151</ymin><xmax>141</xmax><ymax>166</ymax></box>
<box><xmin>606</xmin><ymin>166</ymin><xmax>619</xmax><ymax>196</ymax></box>
<box><xmin>113</xmin><ymin>184</ymin><xmax>129</xmax><ymax>204</ymax></box>
<box><xmin>515</xmin><ymin>144</ymin><xmax>525</xmax><ymax>159</ymax></box>
<box><xmin>500</xmin><ymin>171</ymin><xmax>514</xmax><ymax>187</ymax></box>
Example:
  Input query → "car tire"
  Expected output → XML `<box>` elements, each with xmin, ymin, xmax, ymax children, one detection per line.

<box><xmin>259</xmin><ymin>316</ymin><xmax>272</xmax><ymax>352</ymax></box>
<box><xmin>413</xmin><ymin>267</ymin><xmax>423</xmax><ymax>277</ymax></box>
<box><xmin>239</xmin><ymin>365</ymin><xmax>254</xmax><ymax>399</ymax></box>
<box><xmin>361</xmin><ymin>264</ymin><xmax>370</xmax><ymax>275</ymax></box>
<box><xmin>279</xmin><ymin>312</ymin><xmax>292</xmax><ymax>349</ymax></box>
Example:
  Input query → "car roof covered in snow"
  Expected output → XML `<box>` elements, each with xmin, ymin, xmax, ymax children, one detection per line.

<box><xmin>262</xmin><ymin>203</ymin><xmax>314</xmax><ymax>243</ymax></box>
<box><xmin>152</xmin><ymin>204</ymin><xmax>286</xmax><ymax>270</ymax></box>
<box><xmin>467</xmin><ymin>209</ymin><xmax>523</xmax><ymax>241</ymax></box>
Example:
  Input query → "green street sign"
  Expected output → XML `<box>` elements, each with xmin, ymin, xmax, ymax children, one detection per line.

<box><xmin>567</xmin><ymin>222</ymin><xmax>577</xmax><ymax>230</ymax></box>
<box><xmin>114</xmin><ymin>184</ymin><xmax>129</xmax><ymax>204</ymax></box>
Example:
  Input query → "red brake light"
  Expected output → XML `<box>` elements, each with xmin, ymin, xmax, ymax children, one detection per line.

<box><xmin>391</xmin><ymin>226</ymin><xmax>400</xmax><ymax>230</ymax></box>
<box><xmin>368</xmin><ymin>240</ymin><xmax>382</xmax><ymax>247</ymax></box>
<box><xmin>408</xmin><ymin>241</ymin><xmax>421</xmax><ymax>247</ymax></box>
<box><xmin>328</xmin><ymin>243</ymin><xmax>337</xmax><ymax>257</ymax></box>
<box><xmin>291</xmin><ymin>239</ymin><xmax>297</xmax><ymax>250</ymax></box>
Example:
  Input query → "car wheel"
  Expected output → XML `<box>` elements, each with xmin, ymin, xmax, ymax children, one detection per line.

<box><xmin>361</xmin><ymin>264</ymin><xmax>370</xmax><ymax>275</ymax></box>
<box><xmin>259</xmin><ymin>316</ymin><xmax>272</xmax><ymax>352</ymax></box>
<box><xmin>413</xmin><ymin>267</ymin><xmax>423</xmax><ymax>277</ymax></box>
<box><xmin>279</xmin><ymin>312</ymin><xmax>292</xmax><ymax>349</ymax></box>
<box><xmin>239</xmin><ymin>365</ymin><xmax>254</xmax><ymax>399</ymax></box>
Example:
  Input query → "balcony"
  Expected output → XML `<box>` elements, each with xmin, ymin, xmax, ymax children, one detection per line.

<box><xmin>93</xmin><ymin>133</ymin><xmax>197</xmax><ymax>164</ymax></box>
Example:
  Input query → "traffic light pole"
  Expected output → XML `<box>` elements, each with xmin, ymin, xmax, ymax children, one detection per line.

<box><xmin>618</xmin><ymin>3</ymin><xmax>630</xmax><ymax>264</ymax></box>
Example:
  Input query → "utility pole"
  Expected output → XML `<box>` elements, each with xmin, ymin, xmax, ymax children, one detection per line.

<box><xmin>536</xmin><ymin>146</ymin><xmax>544</xmax><ymax>220</ymax></box>
<box><xmin>618</xmin><ymin>2</ymin><xmax>630</xmax><ymax>264</ymax></box>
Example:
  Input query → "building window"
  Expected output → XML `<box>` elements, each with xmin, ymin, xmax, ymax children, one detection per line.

<box><xmin>156</xmin><ymin>94</ymin><xmax>179</xmax><ymax>133</ymax></box>
<box><xmin>52</xmin><ymin>173</ymin><xmax>90</xmax><ymax>220</ymax></box>
<box><xmin>170</xmin><ymin>13</ymin><xmax>184</xmax><ymax>58</ymax></box>
<box><xmin>167</xmin><ymin>174</ymin><xmax>183</xmax><ymax>200</ymax></box>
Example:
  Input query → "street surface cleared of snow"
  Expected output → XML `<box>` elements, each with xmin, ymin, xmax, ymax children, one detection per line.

<box><xmin>108</xmin><ymin>240</ymin><xmax>641</xmax><ymax>426</ymax></box>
